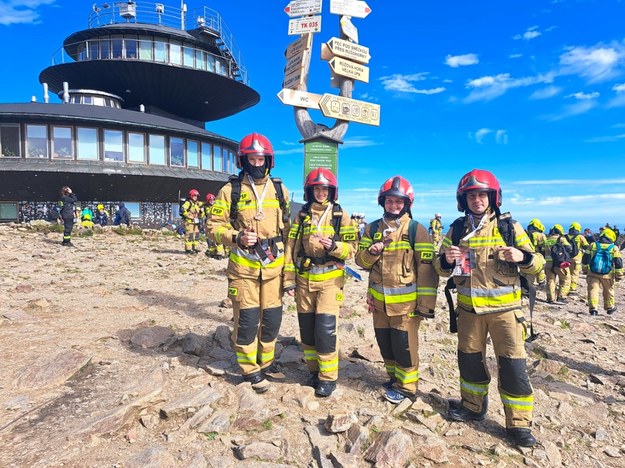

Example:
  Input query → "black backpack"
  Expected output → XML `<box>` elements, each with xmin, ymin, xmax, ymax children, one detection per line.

<box><xmin>565</xmin><ymin>234</ymin><xmax>580</xmax><ymax>258</ymax></box>
<box><xmin>551</xmin><ymin>237</ymin><xmax>572</xmax><ymax>268</ymax></box>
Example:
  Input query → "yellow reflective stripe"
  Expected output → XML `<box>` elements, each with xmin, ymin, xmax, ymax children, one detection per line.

<box><xmin>394</xmin><ymin>367</ymin><xmax>419</xmax><ymax>384</ymax></box>
<box><xmin>229</xmin><ymin>252</ymin><xmax>285</xmax><ymax>269</ymax></box>
<box><xmin>460</xmin><ymin>378</ymin><xmax>488</xmax><ymax>396</ymax></box>
<box><xmin>413</xmin><ymin>242</ymin><xmax>435</xmax><ymax>251</ymax></box>
<box><xmin>213</xmin><ymin>199</ymin><xmax>230</xmax><ymax>210</ymax></box>
<box><xmin>236</xmin><ymin>351</ymin><xmax>256</xmax><ymax>364</ymax></box>
<box><xmin>458</xmin><ymin>289</ymin><xmax>521</xmax><ymax>308</ymax></box>
<box><xmin>514</xmin><ymin>232</ymin><xmax>531</xmax><ymax>247</ymax></box>
<box><xmin>467</xmin><ymin>236</ymin><xmax>505</xmax><ymax>248</ymax></box>
<box><xmin>385</xmin><ymin>364</ymin><xmax>396</xmax><ymax>374</ymax></box>
<box><xmin>359</xmin><ymin>238</ymin><xmax>373</xmax><ymax>249</ymax></box>
<box><xmin>319</xmin><ymin>358</ymin><xmax>339</xmax><ymax>371</ymax></box>
<box><xmin>259</xmin><ymin>351</ymin><xmax>274</xmax><ymax>364</ymax></box>
<box><xmin>501</xmin><ymin>393</ymin><xmax>533</xmax><ymax>410</ymax></box>
<box><xmin>303</xmin><ymin>225</ymin><xmax>335</xmax><ymax>235</ymax></box>
<box><xmin>340</xmin><ymin>225</ymin><xmax>357</xmax><ymax>234</ymax></box>
<box><xmin>369</xmin><ymin>287</ymin><xmax>417</xmax><ymax>304</ymax></box>
<box><xmin>417</xmin><ymin>287</ymin><xmax>437</xmax><ymax>296</ymax></box>
<box><xmin>284</xmin><ymin>264</ymin><xmax>296</xmax><ymax>273</ymax></box>
<box><xmin>214</xmin><ymin>226</ymin><xmax>229</xmax><ymax>244</ymax></box>
<box><xmin>385</xmin><ymin>241</ymin><xmax>411</xmax><ymax>251</ymax></box>
<box><xmin>334</xmin><ymin>242</ymin><xmax>350</xmax><ymax>260</ymax></box>
<box><xmin>304</xmin><ymin>349</ymin><xmax>317</xmax><ymax>361</ymax></box>
<box><xmin>237</xmin><ymin>200</ymin><xmax>281</xmax><ymax>210</ymax></box>
<box><xmin>442</xmin><ymin>237</ymin><xmax>453</xmax><ymax>248</ymax></box>
<box><xmin>288</xmin><ymin>224</ymin><xmax>300</xmax><ymax>237</ymax></box>
<box><xmin>298</xmin><ymin>268</ymin><xmax>345</xmax><ymax>281</ymax></box>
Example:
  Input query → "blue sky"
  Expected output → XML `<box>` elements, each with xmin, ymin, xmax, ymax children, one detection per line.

<box><xmin>1</xmin><ymin>0</ymin><xmax>624</xmax><ymax>232</ymax></box>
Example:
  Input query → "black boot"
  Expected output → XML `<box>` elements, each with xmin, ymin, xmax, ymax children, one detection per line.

<box><xmin>315</xmin><ymin>380</ymin><xmax>336</xmax><ymax>397</ymax></box>
<box><xmin>447</xmin><ymin>397</ymin><xmax>488</xmax><ymax>422</ymax></box>
<box><xmin>305</xmin><ymin>372</ymin><xmax>319</xmax><ymax>388</ymax></box>
<box><xmin>506</xmin><ymin>427</ymin><xmax>537</xmax><ymax>447</ymax></box>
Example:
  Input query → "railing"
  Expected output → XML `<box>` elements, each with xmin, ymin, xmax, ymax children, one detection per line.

<box><xmin>75</xmin><ymin>2</ymin><xmax>247</xmax><ymax>83</ymax></box>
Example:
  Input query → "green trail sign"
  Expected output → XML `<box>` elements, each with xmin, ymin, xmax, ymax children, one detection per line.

<box><xmin>303</xmin><ymin>140</ymin><xmax>338</xmax><ymax>182</ymax></box>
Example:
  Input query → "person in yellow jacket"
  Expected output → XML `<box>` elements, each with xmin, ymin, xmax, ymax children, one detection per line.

<box><xmin>207</xmin><ymin>132</ymin><xmax>290</xmax><ymax>394</ymax></box>
<box><xmin>284</xmin><ymin>168</ymin><xmax>358</xmax><ymax>397</ymax></box>
<box><xmin>181</xmin><ymin>189</ymin><xmax>204</xmax><ymax>254</ymax></box>
<box><xmin>582</xmin><ymin>228</ymin><xmax>623</xmax><ymax>316</ymax></box>
<box><xmin>566</xmin><ymin>222</ymin><xmax>589</xmax><ymax>295</ymax></box>
<box><xmin>525</xmin><ymin>218</ymin><xmax>547</xmax><ymax>286</ymax></box>
<box><xmin>429</xmin><ymin>213</ymin><xmax>443</xmax><ymax>247</ymax></box>
<box><xmin>203</xmin><ymin>193</ymin><xmax>227</xmax><ymax>259</ymax></box>
<box><xmin>355</xmin><ymin>176</ymin><xmax>438</xmax><ymax>405</ymax></box>
<box><xmin>80</xmin><ymin>212</ymin><xmax>94</xmax><ymax>229</ymax></box>
<box><xmin>435</xmin><ymin>169</ymin><xmax>543</xmax><ymax>448</ymax></box>
<box><xmin>538</xmin><ymin>224</ymin><xmax>573</xmax><ymax>304</ymax></box>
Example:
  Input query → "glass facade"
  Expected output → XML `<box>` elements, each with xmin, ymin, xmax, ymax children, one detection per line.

<box><xmin>149</xmin><ymin>134</ymin><xmax>166</xmax><ymax>165</ymax></box>
<box><xmin>76</xmin><ymin>127</ymin><xmax>99</xmax><ymax>160</ymax></box>
<box><xmin>26</xmin><ymin>125</ymin><xmax>48</xmax><ymax>158</ymax></box>
<box><xmin>0</xmin><ymin>125</ymin><xmax>20</xmax><ymax>157</ymax></box>
<box><xmin>128</xmin><ymin>132</ymin><xmax>146</xmax><ymax>163</ymax></box>
<box><xmin>52</xmin><ymin>126</ymin><xmax>73</xmax><ymax>159</ymax></box>
<box><xmin>170</xmin><ymin>137</ymin><xmax>184</xmax><ymax>167</ymax></box>
<box><xmin>187</xmin><ymin>140</ymin><xmax>199</xmax><ymax>168</ymax></box>
<box><xmin>103</xmin><ymin>129</ymin><xmax>124</xmax><ymax>162</ymax></box>
<box><xmin>201</xmin><ymin>142</ymin><xmax>212</xmax><ymax>170</ymax></box>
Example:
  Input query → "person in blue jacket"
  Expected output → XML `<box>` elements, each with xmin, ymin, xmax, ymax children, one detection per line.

<box><xmin>113</xmin><ymin>202</ymin><xmax>132</xmax><ymax>226</ymax></box>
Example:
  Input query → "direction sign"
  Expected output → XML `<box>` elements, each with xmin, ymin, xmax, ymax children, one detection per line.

<box><xmin>285</xmin><ymin>33</ymin><xmax>312</xmax><ymax>58</ymax></box>
<box><xmin>284</xmin><ymin>48</ymin><xmax>310</xmax><ymax>76</ymax></box>
<box><xmin>282</xmin><ymin>68</ymin><xmax>306</xmax><ymax>90</ymax></box>
<box><xmin>284</xmin><ymin>0</ymin><xmax>322</xmax><ymax>17</ymax></box>
<box><xmin>326</xmin><ymin>37</ymin><xmax>370</xmax><ymax>64</ymax></box>
<box><xmin>340</xmin><ymin>16</ymin><xmax>358</xmax><ymax>43</ymax></box>
<box><xmin>330</xmin><ymin>0</ymin><xmax>371</xmax><ymax>18</ymax></box>
<box><xmin>328</xmin><ymin>57</ymin><xmax>369</xmax><ymax>82</ymax></box>
<box><xmin>288</xmin><ymin>15</ymin><xmax>322</xmax><ymax>35</ymax></box>
<box><xmin>277</xmin><ymin>88</ymin><xmax>322</xmax><ymax>109</ymax></box>
<box><xmin>319</xmin><ymin>94</ymin><xmax>380</xmax><ymax>126</ymax></box>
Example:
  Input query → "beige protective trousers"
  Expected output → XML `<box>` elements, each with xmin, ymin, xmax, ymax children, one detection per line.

<box><xmin>546</xmin><ymin>266</ymin><xmax>571</xmax><ymax>301</ymax></box>
<box><xmin>587</xmin><ymin>276</ymin><xmax>616</xmax><ymax>311</ymax></box>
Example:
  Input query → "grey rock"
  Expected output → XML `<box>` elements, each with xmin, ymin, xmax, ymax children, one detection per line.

<box><xmin>604</xmin><ymin>446</ymin><xmax>622</xmax><ymax>458</ymax></box>
<box><xmin>160</xmin><ymin>386</ymin><xmax>222</xmax><ymax>418</ymax></box>
<box><xmin>390</xmin><ymin>397</ymin><xmax>412</xmax><ymax>416</ymax></box>
<box><xmin>182</xmin><ymin>332</ymin><xmax>209</xmax><ymax>356</ymax></box>
<box><xmin>277</xmin><ymin>344</ymin><xmax>303</xmax><ymax>367</ymax></box>
<box><xmin>14</xmin><ymin>349</ymin><xmax>91</xmax><ymax>389</ymax></box>
<box><xmin>543</xmin><ymin>440</ymin><xmax>562</xmax><ymax>466</ymax></box>
<box><xmin>325</xmin><ymin>412</ymin><xmax>358</xmax><ymax>433</ymax></box>
<box><xmin>197</xmin><ymin>409</ymin><xmax>232</xmax><ymax>434</ymax></box>
<box><xmin>213</xmin><ymin>324</ymin><xmax>232</xmax><ymax>349</ymax></box>
<box><xmin>181</xmin><ymin>404</ymin><xmax>214</xmax><ymax>431</ymax></box>
<box><xmin>207</xmin><ymin>347</ymin><xmax>235</xmax><ymax>361</ymax></box>
<box><xmin>185</xmin><ymin>452</ymin><xmax>207</xmax><ymax>468</ymax></box>
<box><xmin>328</xmin><ymin>452</ymin><xmax>361</xmax><ymax>468</ymax></box>
<box><xmin>594</xmin><ymin>427</ymin><xmax>610</xmax><ymax>441</ymax></box>
<box><xmin>2</xmin><ymin>310</ymin><xmax>38</xmax><ymax>322</ymax></box>
<box><xmin>233</xmin><ymin>441</ymin><xmax>282</xmax><ymax>461</ymax></box>
<box><xmin>202</xmin><ymin>360</ymin><xmax>230</xmax><ymax>376</ymax></box>
<box><xmin>139</xmin><ymin>414</ymin><xmax>159</xmax><ymax>429</ymax></box>
<box><xmin>305</xmin><ymin>424</ymin><xmax>339</xmax><ymax>459</ymax></box>
<box><xmin>364</xmin><ymin>429</ymin><xmax>413</xmax><ymax>467</ymax></box>
<box><xmin>589</xmin><ymin>374</ymin><xmax>607</xmax><ymax>385</ymax></box>
<box><xmin>130</xmin><ymin>326</ymin><xmax>175</xmax><ymax>349</ymax></box>
<box><xmin>350</xmin><ymin>345</ymin><xmax>383</xmax><ymax>362</ymax></box>
<box><xmin>345</xmin><ymin>423</ymin><xmax>370</xmax><ymax>454</ymax></box>
<box><xmin>125</xmin><ymin>445</ymin><xmax>177</xmax><ymax>468</ymax></box>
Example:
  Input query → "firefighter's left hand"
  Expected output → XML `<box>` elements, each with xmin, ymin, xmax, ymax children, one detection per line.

<box><xmin>318</xmin><ymin>236</ymin><xmax>334</xmax><ymax>250</ymax></box>
<box><xmin>498</xmin><ymin>246</ymin><xmax>525</xmax><ymax>263</ymax></box>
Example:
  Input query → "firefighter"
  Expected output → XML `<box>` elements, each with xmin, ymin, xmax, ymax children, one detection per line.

<box><xmin>207</xmin><ymin>132</ymin><xmax>290</xmax><ymax>393</ymax></box>
<box><xmin>181</xmin><ymin>189</ymin><xmax>203</xmax><ymax>254</ymax></box>
<box><xmin>539</xmin><ymin>224</ymin><xmax>573</xmax><ymax>304</ymax></box>
<box><xmin>203</xmin><ymin>193</ymin><xmax>226</xmax><ymax>259</ymax></box>
<box><xmin>566</xmin><ymin>221</ymin><xmax>589</xmax><ymax>295</ymax></box>
<box><xmin>525</xmin><ymin>218</ymin><xmax>547</xmax><ymax>286</ymax></box>
<box><xmin>58</xmin><ymin>186</ymin><xmax>77</xmax><ymax>247</ymax></box>
<box><xmin>355</xmin><ymin>176</ymin><xmax>438</xmax><ymax>404</ymax></box>
<box><xmin>435</xmin><ymin>169</ymin><xmax>543</xmax><ymax>448</ymax></box>
<box><xmin>284</xmin><ymin>168</ymin><xmax>358</xmax><ymax>397</ymax></box>
<box><xmin>93</xmin><ymin>204</ymin><xmax>109</xmax><ymax>226</ymax></box>
<box><xmin>582</xmin><ymin>227</ymin><xmax>623</xmax><ymax>316</ymax></box>
<box><xmin>429</xmin><ymin>213</ymin><xmax>443</xmax><ymax>247</ymax></box>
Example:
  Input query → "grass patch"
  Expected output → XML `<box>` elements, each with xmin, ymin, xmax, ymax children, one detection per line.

<box><xmin>202</xmin><ymin>431</ymin><xmax>218</xmax><ymax>441</ymax></box>
<box><xmin>262</xmin><ymin>419</ymin><xmax>273</xmax><ymax>430</ymax></box>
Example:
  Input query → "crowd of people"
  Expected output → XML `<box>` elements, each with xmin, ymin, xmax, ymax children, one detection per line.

<box><xmin>55</xmin><ymin>133</ymin><xmax>624</xmax><ymax>450</ymax></box>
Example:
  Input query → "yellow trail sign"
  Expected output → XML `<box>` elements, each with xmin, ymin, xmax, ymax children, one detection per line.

<box><xmin>319</xmin><ymin>94</ymin><xmax>380</xmax><ymax>126</ymax></box>
<box><xmin>326</xmin><ymin>37</ymin><xmax>370</xmax><ymax>64</ymax></box>
<box><xmin>328</xmin><ymin>56</ymin><xmax>369</xmax><ymax>83</ymax></box>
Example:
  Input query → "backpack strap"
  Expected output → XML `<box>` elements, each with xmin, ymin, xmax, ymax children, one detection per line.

<box><xmin>331</xmin><ymin>203</ymin><xmax>343</xmax><ymax>242</ymax></box>
<box><xmin>408</xmin><ymin>219</ymin><xmax>418</xmax><ymax>249</ymax></box>
<box><xmin>228</xmin><ymin>173</ymin><xmax>243</xmax><ymax>223</ymax></box>
<box><xmin>450</xmin><ymin>216</ymin><xmax>466</xmax><ymax>246</ymax></box>
<box><xmin>369</xmin><ymin>219</ymin><xmax>380</xmax><ymax>241</ymax></box>
<box><xmin>271</xmin><ymin>177</ymin><xmax>290</xmax><ymax>226</ymax></box>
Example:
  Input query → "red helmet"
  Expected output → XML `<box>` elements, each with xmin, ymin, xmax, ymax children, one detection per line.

<box><xmin>237</xmin><ymin>132</ymin><xmax>274</xmax><ymax>169</ymax></box>
<box><xmin>378</xmin><ymin>176</ymin><xmax>414</xmax><ymax>208</ymax></box>
<box><xmin>304</xmin><ymin>167</ymin><xmax>338</xmax><ymax>202</ymax></box>
<box><xmin>205</xmin><ymin>193</ymin><xmax>216</xmax><ymax>203</ymax></box>
<box><xmin>456</xmin><ymin>169</ymin><xmax>501</xmax><ymax>212</ymax></box>
<box><xmin>189</xmin><ymin>189</ymin><xmax>200</xmax><ymax>198</ymax></box>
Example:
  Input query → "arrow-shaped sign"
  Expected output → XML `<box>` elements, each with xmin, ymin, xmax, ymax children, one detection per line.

<box><xmin>319</xmin><ymin>93</ymin><xmax>380</xmax><ymax>126</ymax></box>
<box><xmin>326</xmin><ymin>37</ymin><xmax>370</xmax><ymax>64</ymax></box>
<box><xmin>328</xmin><ymin>56</ymin><xmax>369</xmax><ymax>83</ymax></box>
<box><xmin>277</xmin><ymin>88</ymin><xmax>322</xmax><ymax>109</ymax></box>
<box><xmin>284</xmin><ymin>0</ymin><xmax>323</xmax><ymax>18</ymax></box>
<box><xmin>340</xmin><ymin>16</ymin><xmax>358</xmax><ymax>43</ymax></box>
<box><xmin>330</xmin><ymin>0</ymin><xmax>372</xmax><ymax>19</ymax></box>
<box><xmin>285</xmin><ymin>33</ymin><xmax>312</xmax><ymax>59</ymax></box>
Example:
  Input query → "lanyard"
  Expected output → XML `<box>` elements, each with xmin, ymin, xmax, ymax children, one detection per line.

<box><xmin>382</xmin><ymin>217</ymin><xmax>401</xmax><ymax>238</ymax></box>
<box><xmin>461</xmin><ymin>213</ymin><xmax>488</xmax><ymax>242</ymax></box>
<box><xmin>247</xmin><ymin>175</ymin><xmax>270</xmax><ymax>220</ymax></box>
<box><xmin>311</xmin><ymin>203</ymin><xmax>333</xmax><ymax>234</ymax></box>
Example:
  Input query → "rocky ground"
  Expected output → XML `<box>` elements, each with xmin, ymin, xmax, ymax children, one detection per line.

<box><xmin>1</xmin><ymin>222</ymin><xmax>625</xmax><ymax>467</ymax></box>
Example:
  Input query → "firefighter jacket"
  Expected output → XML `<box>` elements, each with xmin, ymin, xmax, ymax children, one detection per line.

<box><xmin>528</xmin><ymin>231</ymin><xmax>546</xmax><ymax>250</ymax></box>
<box><xmin>582</xmin><ymin>241</ymin><xmax>624</xmax><ymax>280</ymax></box>
<box><xmin>566</xmin><ymin>233</ymin><xmax>589</xmax><ymax>261</ymax></box>
<box><xmin>539</xmin><ymin>234</ymin><xmax>571</xmax><ymax>266</ymax></box>
<box><xmin>355</xmin><ymin>213</ymin><xmax>438</xmax><ymax>318</ymax></box>
<box><xmin>434</xmin><ymin>212</ymin><xmax>544</xmax><ymax>315</ymax></box>
<box><xmin>283</xmin><ymin>202</ymin><xmax>358</xmax><ymax>290</ymax></box>
<box><xmin>59</xmin><ymin>193</ymin><xmax>77</xmax><ymax>220</ymax></box>
<box><xmin>202</xmin><ymin>202</ymin><xmax>213</xmax><ymax>219</ymax></box>
<box><xmin>208</xmin><ymin>174</ymin><xmax>290</xmax><ymax>281</ymax></box>
<box><xmin>429</xmin><ymin>218</ymin><xmax>443</xmax><ymax>235</ymax></box>
<box><xmin>181</xmin><ymin>199</ymin><xmax>204</xmax><ymax>224</ymax></box>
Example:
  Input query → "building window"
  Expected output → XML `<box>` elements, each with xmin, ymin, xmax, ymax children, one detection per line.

<box><xmin>103</xmin><ymin>129</ymin><xmax>123</xmax><ymax>162</ymax></box>
<box><xmin>76</xmin><ymin>127</ymin><xmax>99</xmax><ymax>160</ymax></box>
<box><xmin>124</xmin><ymin>36</ymin><xmax>138</xmax><ymax>59</ymax></box>
<box><xmin>196</xmin><ymin>50</ymin><xmax>205</xmax><ymax>70</ymax></box>
<box><xmin>25</xmin><ymin>125</ymin><xmax>48</xmax><ymax>158</ymax></box>
<box><xmin>111</xmin><ymin>35</ymin><xmax>123</xmax><ymax>59</ymax></box>
<box><xmin>0</xmin><ymin>125</ymin><xmax>20</xmax><ymax>158</ymax></box>
<box><xmin>100</xmin><ymin>37</ymin><xmax>110</xmax><ymax>59</ymax></box>
<box><xmin>139</xmin><ymin>39</ymin><xmax>153</xmax><ymax>60</ymax></box>
<box><xmin>213</xmin><ymin>144</ymin><xmax>223</xmax><ymax>171</ymax></box>
<box><xmin>128</xmin><ymin>132</ymin><xmax>146</xmax><ymax>163</ymax></box>
<box><xmin>170</xmin><ymin>137</ymin><xmax>184</xmax><ymax>167</ymax></box>
<box><xmin>229</xmin><ymin>150</ymin><xmax>236</xmax><ymax>174</ymax></box>
<box><xmin>88</xmin><ymin>40</ymin><xmax>99</xmax><ymax>60</ymax></box>
<box><xmin>169</xmin><ymin>40</ymin><xmax>181</xmax><ymax>65</ymax></box>
<box><xmin>0</xmin><ymin>202</ymin><xmax>18</xmax><ymax>221</ymax></box>
<box><xmin>206</xmin><ymin>54</ymin><xmax>215</xmax><ymax>73</ymax></box>
<box><xmin>183</xmin><ymin>46</ymin><xmax>194</xmax><ymax>67</ymax></box>
<box><xmin>187</xmin><ymin>140</ymin><xmax>199</xmax><ymax>168</ymax></box>
<box><xmin>149</xmin><ymin>134</ymin><xmax>165</xmax><ymax>165</ymax></box>
<box><xmin>154</xmin><ymin>39</ymin><xmax>167</xmax><ymax>62</ymax></box>
<box><xmin>201</xmin><ymin>142</ymin><xmax>212</xmax><ymax>170</ymax></box>
<box><xmin>52</xmin><ymin>126</ymin><xmax>73</xmax><ymax>159</ymax></box>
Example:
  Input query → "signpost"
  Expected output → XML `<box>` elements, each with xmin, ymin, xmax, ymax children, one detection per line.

<box><xmin>328</xmin><ymin>56</ymin><xmax>369</xmax><ymax>82</ymax></box>
<box><xmin>304</xmin><ymin>140</ymin><xmax>338</xmax><ymax>179</ymax></box>
<box><xmin>284</xmin><ymin>0</ymin><xmax>323</xmax><ymax>17</ymax></box>
<box><xmin>284</xmin><ymin>49</ymin><xmax>310</xmax><ymax>76</ymax></box>
<box><xmin>288</xmin><ymin>15</ymin><xmax>322</xmax><ymax>35</ymax></box>
<box><xmin>339</xmin><ymin>16</ymin><xmax>358</xmax><ymax>43</ymax></box>
<box><xmin>330</xmin><ymin>0</ymin><xmax>371</xmax><ymax>18</ymax></box>
<box><xmin>285</xmin><ymin>33</ymin><xmax>312</xmax><ymax>58</ymax></box>
<box><xmin>319</xmin><ymin>94</ymin><xmax>381</xmax><ymax>126</ymax></box>
<box><xmin>326</xmin><ymin>37</ymin><xmax>370</xmax><ymax>63</ymax></box>
<box><xmin>277</xmin><ymin>88</ymin><xmax>322</xmax><ymax>109</ymax></box>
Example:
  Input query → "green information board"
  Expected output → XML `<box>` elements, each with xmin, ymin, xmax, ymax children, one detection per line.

<box><xmin>303</xmin><ymin>140</ymin><xmax>338</xmax><ymax>182</ymax></box>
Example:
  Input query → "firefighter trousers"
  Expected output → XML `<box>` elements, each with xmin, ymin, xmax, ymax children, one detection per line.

<box><xmin>569</xmin><ymin>258</ymin><xmax>583</xmax><ymax>292</ymax></box>
<box><xmin>296</xmin><ymin>282</ymin><xmax>343</xmax><ymax>382</ymax></box>
<box><xmin>228</xmin><ymin>275</ymin><xmax>283</xmax><ymax>379</ymax></box>
<box><xmin>373</xmin><ymin>307</ymin><xmax>422</xmax><ymax>395</ymax></box>
<box><xmin>587</xmin><ymin>276</ymin><xmax>616</xmax><ymax>311</ymax></box>
<box><xmin>184</xmin><ymin>222</ymin><xmax>200</xmax><ymax>251</ymax></box>
<box><xmin>457</xmin><ymin>307</ymin><xmax>533</xmax><ymax>429</ymax></box>
<box><xmin>546</xmin><ymin>266</ymin><xmax>571</xmax><ymax>301</ymax></box>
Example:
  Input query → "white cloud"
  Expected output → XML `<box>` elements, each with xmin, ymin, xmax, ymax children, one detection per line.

<box><xmin>544</xmin><ymin>99</ymin><xmax>597</xmax><ymax>120</ymax></box>
<box><xmin>445</xmin><ymin>53</ymin><xmax>479</xmax><ymax>68</ymax></box>
<box><xmin>513</xmin><ymin>26</ymin><xmax>542</xmax><ymax>41</ymax></box>
<box><xmin>464</xmin><ymin>72</ymin><xmax>555</xmax><ymax>102</ymax></box>
<box><xmin>613</xmin><ymin>83</ymin><xmax>625</xmax><ymax>92</ymax></box>
<box><xmin>585</xmin><ymin>134</ymin><xmax>625</xmax><ymax>143</ymax></box>
<box><xmin>509</xmin><ymin>53</ymin><xmax>523</xmax><ymax>59</ymax></box>
<box><xmin>495</xmin><ymin>129</ymin><xmax>508</xmax><ymax>144</ymax></box>
<box><xmin>559</xmin><ymin>43</ymin><xmax>625</xmax><ymax>83</ymax></box>
<box><xmin>512</xmin><ymin>178</ymin><xmax>625</xmax><ymax>186</ymax></box>
<box><xmin>470</xmin><ymin>128</ymin><xmax>508</xmax><ymax>144</ymax></box>
<box><xmin>0</xmin><ymin>0</ymin><xmax>56</xmax><ymax>25</ymax></box>
<box><xmin>566</xmin><ymin>91</ymin><xmax>600</xmax><ymax>100</ymax></box>
<box><xmin>474</xmin><ymin>128</ymin><xmax>491</xmax><ymax>144</ymax></box>
<box><xmin>380</xmin><ymin>73</ymin><xmax>445</xmax><ymax>95</ymax></box>
<box><xmin>530</xmin><ymin>86</ymin><xmax>562</xmax><ymax>100</ymax></box>
<box><xmin>342</xmin><ymin>137</ymin><xmax>383</xmax><ymax>149</ymax></box>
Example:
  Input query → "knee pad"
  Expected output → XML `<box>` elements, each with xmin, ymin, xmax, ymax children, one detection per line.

<box><xmin>260</xmin><ymin>306</ymin><xmax>282</xmax><ymax>342</ymax></box>
<box><xmin>315</xmin><ymin>314</ymin><xmax>337</xmax><ymax>354</ymax></box>
<box><xmin>374</xmin><ymin>328</ymin><xmax>393</xmax><ymax>360</ymax></box>
<box><xmin>458</xmin><ymin>350</ymin><xmax>489</xmax><ymax>383</ymax></box>
<box><xmin>499</xmin><ymin>356</ymin><xmax>532</xmax><ymax>395</ymax></box>
<box><xmin>390</xmin><ymin>328</ymin><xmax>412</xmax><ymax>368</ymax></box>
<box><xmin>298</xmin><ymin>312</ymin><xmax>315</xmax><ymax>346</ymax></box>
<box><xmin>236</xmin><ymin>308</ymin><xmax>260</xmax><ymax>346</ymax></box>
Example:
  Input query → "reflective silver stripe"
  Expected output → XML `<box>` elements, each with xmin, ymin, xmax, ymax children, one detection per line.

<box><xmin>457</xmin><ymin>285</ymin><xmax>516</xmax><ymax>297</ymax></box>
<box><xmin>233</xmin><ymin>246</ymin><xmax>283</xmax><ymax>261</ymax></box>
<box><xmin>371</xmin><ymin>283</ymin><xmax>417</xmax><ymax>296</ymax></box>
<box><xmin>308</xmin><ymin>264</ymin><xmax>339</xmax><ymax>275</ymax></box>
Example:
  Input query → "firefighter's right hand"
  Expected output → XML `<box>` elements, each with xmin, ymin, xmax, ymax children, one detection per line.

<box><xmin>444</xmin><ymin>245</ymin><xmax>463</xmax><ymax>263</ymax></box>
<box><xmin>238</xmin><ymin>227</ymin><xmax>257</xmax><ymax>247</ymax></box>
<box><xmin>368</xmin><ymin>241</ymin><xmax>385</xmax><ymax>255</ymax></box>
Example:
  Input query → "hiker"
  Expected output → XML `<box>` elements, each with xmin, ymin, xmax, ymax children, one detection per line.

<box><xmin>203</xmin><ymin>193</ymin><xmax>227</xmax><ymax>259</ymax></box>
<box><xmin>93</xmin><ymin>204</ymin><xmax>109</xmax><ymax>226</ymax></box>
<box><xmin>283</xmin><ymin>168</ymin><xmax>357</xmax><ymax>397</ymax></box>
<box><xmin>207</xmin><ymin>132</ymin><xmax>290</xmax><ymax>394</ymax></box>
<box><xmin>355</xmin><ymin>176</ymin><xmax>438</xmax><ymax>405</ymax></box>
<box><xmin>429</xmin><ymin>213</ymin><xmax>444</xmax><ymax>247</ymax></box>
<box><xmin>582</xmin><ymin>227</ymin><xmax>623</xmax><ymax>316</ymax></box>
<box><xmin>58</xmin><ymin>186</ymin><xmax>77</xmax><ymax>247</ymax></box>
<box><xmin>566</xmin><ymin>222</ymin><xmax>589</xmax><ymax>296</ymax></box>
<box><xmin>525</xmin><ymin>218</ymin><xmax>547</xmax><ymax>286</ymax></box>
<box><xmin>434</xmin><ymin>169</ymin><xmax>543</xmax><ymax>448</ymax></box>
<box><xmin>539</xmin><ymin>224</ymin><xmax>573</xmax><ymax>304</ymax></box>
<box><xmin>113</xmin><ymin>202</ymin><xmax>131</xmax><ymax>226</ymax></box>
<box><xmin>180</xmin><ymin>189</ymin><xmax>203</xmax><ymax>254</ymax></box>
<box><xmin>583</xmin><ymin>228</ymin><xmax>595</xmax><ymax>245</ymax></box>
